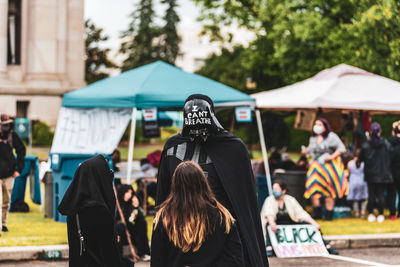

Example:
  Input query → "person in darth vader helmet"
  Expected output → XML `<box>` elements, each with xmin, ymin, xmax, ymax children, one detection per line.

<box><xmin>154</xmin><ymin>94</ymin><xmax>269</xmax><ymax>267</ymax></box>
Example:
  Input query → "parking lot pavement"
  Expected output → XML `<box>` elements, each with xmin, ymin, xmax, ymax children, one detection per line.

<box><xmin>268</xmin><ymin>247</ymin><xmax>400</xmax><ymax>266</ymax></box>
<box><xmin>5</xmin><ymin>247</ymin><xmax>400</xmax><ymax>267</ymax></box>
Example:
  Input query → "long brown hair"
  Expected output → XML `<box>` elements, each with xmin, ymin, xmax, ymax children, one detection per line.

<box><xmin>154</xmin><ymin>161</ymin><xmax>234</xmax><ymax>252</ymax></box>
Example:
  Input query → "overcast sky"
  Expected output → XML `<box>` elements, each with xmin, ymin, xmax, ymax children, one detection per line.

<box><xmin>84</xmin><ymin>0</ymin><xmax>201</xmax><ymax>46</ymax></box>
<box><xmin>84</xmin><ymin>0</ymin><xmax>254</xmax><ymax>72</ymax></box>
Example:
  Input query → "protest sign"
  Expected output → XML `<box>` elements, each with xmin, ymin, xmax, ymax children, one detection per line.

<box><xmin>235</xmin><ymin>107</ymin><xmax>252</xmax><ymax>123</ymax></box>
<box><xmin>268</xmin><ymin>224</ymin><xmax>328</xmax><ymax>258</ymax></box>
<box><xmin>142</xmin><ymin>108</ymin><xmax>160</xmax><ymax>138</ymax></box>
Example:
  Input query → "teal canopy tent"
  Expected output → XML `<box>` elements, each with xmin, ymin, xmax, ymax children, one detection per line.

<box><xmin>62</xmin><ymin>61</ymin><xmax>254</xmax><ymax>109</ymax></box>
<box><xmin>55</xmin><ymin>61</ymin><xmax>275</xmax><ymax>191</ymax></box>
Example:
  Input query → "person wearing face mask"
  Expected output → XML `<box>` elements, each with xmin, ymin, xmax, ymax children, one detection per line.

<box><xmin>155</xmin><ymin>94</ymin><xmax>269</xmax><ymax>267</ymax></box>
<box><xmin>0</xmin><ymin>114</ymin><xmax>25</xmax><ymax>235</ymax></box>
<box><xmin>261</xmin><ymin>180</ymin><xmax>338</xmax><ymax>256</ymax></box>
<box><xmin>302</xmin><ymin>118</ymin><xmax>347</xmax><ymax>220</ymax></box>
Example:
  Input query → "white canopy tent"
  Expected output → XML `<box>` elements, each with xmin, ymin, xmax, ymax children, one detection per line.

<box><xmin>252</xmin><ymin>64</ymin><xmax>400</xmax><ymax>192</ymax></box>
<box><xmin>253</xmin><ymin>64</ymin><xmax>400</xmax><ymax>112</ymax></box>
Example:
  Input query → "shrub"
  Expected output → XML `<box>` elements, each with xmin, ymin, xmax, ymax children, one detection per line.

<box><xmin>32</xmin><ymin>121</ymin><xmax>54</xmax><ymax>146</ymax></box>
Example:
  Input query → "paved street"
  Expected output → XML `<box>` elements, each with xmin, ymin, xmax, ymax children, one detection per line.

<box><xmin>0</xmin><ymin>260</ymin><xmax>150</xmax><ymax>266</ymax></box>
<box><xmin>4</xmin><ymin>247</ymin><xmax>400</xmax><ymax>266</ymax></box>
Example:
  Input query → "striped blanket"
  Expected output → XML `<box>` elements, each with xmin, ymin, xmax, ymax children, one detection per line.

<box><xmin>304</xmin><ymin>157</ymin><xmax>348</xmax><ymax>199</ymax></box>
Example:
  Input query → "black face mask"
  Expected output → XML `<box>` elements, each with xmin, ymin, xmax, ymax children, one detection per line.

<box><xmin>0</xmin><ymin>123</ymin><xmax>12</xmax><ymax>135</ymax></box>
<box><xmin>182</xmin><ymin>99</ymin><xmax>224</xmax><ymax>142</ymax></box>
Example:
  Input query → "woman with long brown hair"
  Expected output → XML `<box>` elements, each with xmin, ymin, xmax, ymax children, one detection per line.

<box><xmin>151</xmin><ymin>161</ymin><xmax>243</xmax><ymax>267</ymax></box>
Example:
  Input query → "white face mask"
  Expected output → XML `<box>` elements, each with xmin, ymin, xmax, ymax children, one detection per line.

<box><xmin>313</xmin><ymin>125</ymin><xmax>324</xmax><ymax>135</ymax></box>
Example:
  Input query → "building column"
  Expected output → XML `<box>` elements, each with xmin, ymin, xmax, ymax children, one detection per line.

<box><xmin>0</xmin><ymin>0</ymin><xmax>8</xmax><ymax>73</ymax></box>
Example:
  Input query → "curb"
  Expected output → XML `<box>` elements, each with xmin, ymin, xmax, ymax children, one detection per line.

<box><xmin>325</xmin><ymin>233</ymin><xmax>400</xmax><ymax>249</ymax></box>
<box><xmin>0</xmin><ymin>233</ymin><xmax>399</xmax><ymax>261</ymax></box>
<box><xmin>0</xmin><ymin>245</ymin><xmax>68</xmax><ymax>261</ymax></box>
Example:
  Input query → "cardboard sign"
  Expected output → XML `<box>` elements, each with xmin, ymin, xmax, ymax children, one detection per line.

<box><xmin>268</xmin><ymin>225</ymin><xmax>328</xmax><ymax>258</ymax></box>
<box><xmin>295</xmin><ymin>110</ymin><xmax>316</xmax><ymax>131</ymax></box>
<box><xmin>143</xmin><ymin>108</ymin><xmax>157</xmax><ymax>122</ymax></box>
<box><xmin>235</xmin><ymin>107</ymin><xmax>252</xmax><ymax>123</ymax></box>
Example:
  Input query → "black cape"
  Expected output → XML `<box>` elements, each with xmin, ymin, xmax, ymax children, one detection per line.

<box><xmin>156</xmin><ymin>132</ymin><xmax>269</xmax><ymax>267</ymax></box>
<box><xmin>58</xmin><ymin>155</ymin><xmax>122</xmax><ymax>267</ymax></box>
<box><xmin>58</xmin><ymin>155</ymin><xmax>116</xmax><ymax>217</ymax></box>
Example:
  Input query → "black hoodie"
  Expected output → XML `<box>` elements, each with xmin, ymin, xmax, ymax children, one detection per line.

<box><xmin>0</xmin><ymin>132</ymin><xmax>25</xmax><ymax>178</ymax></box>
<box><xmin>388</xmin><ymin>135</ymin><xmax>400</xmax><ymax>179</ymax></box>
<box><xmin>360</xmin><ymin>139</ymin><xmax>393</xmax><ymax>184</ymax></box>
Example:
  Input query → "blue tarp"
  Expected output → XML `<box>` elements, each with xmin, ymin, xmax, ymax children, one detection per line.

<box><xmin>62</xmin><ymin>61</ymin><xmax>254</xmax><ymax>109</ymax></box>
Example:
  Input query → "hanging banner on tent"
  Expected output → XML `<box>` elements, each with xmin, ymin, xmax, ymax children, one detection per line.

<box><xmin>235</xmin><ymin>107</ymin><xmax>252</xmax><ymax>122</ymax></box>
<box><xmin>268</xmin><ymin>225</ymin><xmax>328</xmax><ymax>258</ymax></box>
<box><xmin>51</xmin><ymin>108</ymin><xmax>131</xmax><ymax>154</ymax></box>
<box><xmin>142</xmin><ymin>108</ymin><xmax>160</xmax><ymax>138</ymax></box>
<box><xmin>295</xmin><ymin>110</ymin><xmax>316</xmax><ymax>131</ymax></box>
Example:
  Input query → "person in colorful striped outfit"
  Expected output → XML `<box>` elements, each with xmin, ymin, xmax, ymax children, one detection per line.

<box><xmin>302</xmin><ymin>118</ymin><xmax>348</xmax><ymax>220</ymax></box>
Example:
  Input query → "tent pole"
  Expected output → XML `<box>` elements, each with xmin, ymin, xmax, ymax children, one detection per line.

<box><xmin>255</xmin><ymin>109</ymin><xmax>273</xmax><ymax>195</ymax></box>
<box><xmin>127</xmin><ymin>108</ymin><xmax>137</xmax><ymax>184</ymax></box>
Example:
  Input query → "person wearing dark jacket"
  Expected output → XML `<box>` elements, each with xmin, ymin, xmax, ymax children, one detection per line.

<box><xmin>58</xmin><ymin>155</ymin><xmax>122</xmax><ymax>267</ymax></box>
<box><xmin>155</xmin><ymin>94</ymin><xmax>268</xmax><ymax>267</ymax></box>
<box><xmin>151</xmin><ymin>161</ymin><xmax>243</xmax><ymax>267</ymax></box>
<box><xmin>116</xmin><ymin>184</ymin><xmax>151</xmax><ymax>261</ymax></box>
<box><xmin>360</xmin><ymin>122</ymin><xmax>393</xmax><ymax>223</ymax></box>
<box><xmin>388</xmin><ymin>121</ymin><xmax>400</xmax><ymax>219</ymax></box>
<box><xmin>0</xmin><ymin>115</ymin><xmax>25</xmax><ymax>234</ymax></box>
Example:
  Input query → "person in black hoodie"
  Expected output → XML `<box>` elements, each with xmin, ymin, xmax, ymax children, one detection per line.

<box><xmin>388</xmin><ymin>121</ymin><xmax>400</xmax><ymax>219</ymax></box>
<box><xmin>0</xmin><ymin>115</ymin><xmax>25</xmax><ymax>234</ymax></box>
<box><xmin>116</xmin><ymin>184</ymin><xmax>150</xmax><ymax>261</ymax></box>
<box><xmin>151</xmin><ymin>161</ymin><xmax>243</xmax><ymax>267</ymax></box>
<box><xmin>360</xmin><ymin>122</ymin><xmax>393</xmax><ymax>223</ymax></box>
<box><xmin>58</xmin><ymin>155</ymin><xmax>122</xmax><ymax>267</ymax></box>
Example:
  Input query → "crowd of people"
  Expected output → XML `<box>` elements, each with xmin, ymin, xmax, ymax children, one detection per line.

<box><xmin>59</xmin><ymin>94</ymin><xmax>269</xmax><ymax>266</ymax></box>
<box><xmin>56</xmin><ymin>101</ymin><xmax>400</xmax><ymax>266</ymax></box>
<box><xmin>263</xmin><ymin>118</ymin><xmax>400</xmax><ymax>223</ymax></box>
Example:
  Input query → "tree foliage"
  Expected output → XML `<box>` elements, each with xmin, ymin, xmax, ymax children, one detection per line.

<box><xmin>85</xmin><ymin>19</ymin><xmax>116</xmax><ymax>84</ymax></box>
<box><xmin>120</xmin><ymin>0</ymin><xmax>181</xmax><ymax>71</ymax></box>
<box><xmin>160</xmin><ymin>0</ymin><xmax>181</xmax><ymax>64</ymax></box>
<box><xmin>120</xmin><ymin>0</ymin><xmax>161</xmax><ymax>71</ymax></box>
<box><xmin>195</xmin><ymin>0</ymin><xmax>400</xmax><ymax>91</ymax></box>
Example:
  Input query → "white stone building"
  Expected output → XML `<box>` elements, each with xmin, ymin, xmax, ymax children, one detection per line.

<box><xmin>0</xmin><ymin>0</ymin><xmax>85</xmax><ymax>126</ymax></box>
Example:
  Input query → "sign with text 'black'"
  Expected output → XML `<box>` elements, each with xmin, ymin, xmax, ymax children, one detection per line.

<box><xmin>268</xmin><ymin>224</ymin><xmax>328</xmax><ymax>258</ymax></box>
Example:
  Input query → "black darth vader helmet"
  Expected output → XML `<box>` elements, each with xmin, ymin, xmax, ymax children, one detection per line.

<box><xmin>182</xmin><ymin>94</ymin><xmax>224</xmax><ymax>142</ymax></box>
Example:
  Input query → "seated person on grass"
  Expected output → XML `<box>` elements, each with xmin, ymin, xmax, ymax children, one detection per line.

<box><xmin>261</xmin><ymin>180</ymin><xmax>338</xmax><ymax>256</ymax></box>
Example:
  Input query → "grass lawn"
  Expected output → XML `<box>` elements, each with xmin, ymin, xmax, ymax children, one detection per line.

<box><xmin>144</xmin><ymin>214</ymin><xmax>400</xmax><ymax>241</ymax></box>
<box><xmin>318</xmin><ymin>216</ymin><xmax>400</xmax><ymax>236</ymax></box>
<box><xmin>118</xmin><ymin>144</ymin><xmax>164</xmax><ymax>161</ymax></box>
<box><xmin>3</xmin><ymin>195</ymin><xmax>400</xmax><ymax>246</ymax></box>
<box><xmin>2</xmin><ymin>195</ymin><xmax>67</xmax><ymax>246</ymax></box>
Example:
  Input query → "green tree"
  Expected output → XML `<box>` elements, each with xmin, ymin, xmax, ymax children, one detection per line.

<box><xmin>196</xmin><ymin>46</ymin><xmax>249</xmax><ymax>91</ymax></box>
<box><xmin>120</xmin><ymin>0</ymin><xmax>161</xmax><ymax>71</ymax></box>
<box><xmin>85</xmin><ymin>19</ymin><xmax>116</xmax><ymax>84</ymax></box>
<box><xmin>194</xmin><ymin>0</ymin><xmax>400</xmax><ymax>88</ymax></box>
<box><xmin>159</xmin><ymin>0</ymin><xmax>181</xmax><ymax>64</ymax></box>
